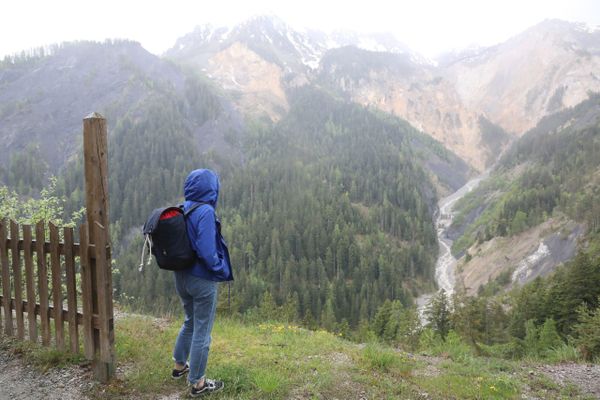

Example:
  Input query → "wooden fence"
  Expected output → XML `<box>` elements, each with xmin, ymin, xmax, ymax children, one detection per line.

<box><xmin>0</xmin><ymin>220</ymin><xmax>104</xmax><ymax>354</ymax></box>
<box><xmin>0</xmin><ymin>113</ymin><xmax>115</xmax><ymax>382</ymax></box>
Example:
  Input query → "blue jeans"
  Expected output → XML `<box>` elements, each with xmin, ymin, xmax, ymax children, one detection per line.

<box><xmin>173</xmin><ymin>271</ymin><xmax>218</xmax><ymax>385</ymax></box>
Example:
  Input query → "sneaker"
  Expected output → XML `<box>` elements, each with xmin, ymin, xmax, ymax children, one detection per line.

<box><xmin>171</xmin><ymin>363</ymin><xmax>189</xmax><ymax>379</ymax></box>
<box><xmin>190</xmin><ymin>379</ymin><xmax>224</xmax><ymax>397</ymax></box>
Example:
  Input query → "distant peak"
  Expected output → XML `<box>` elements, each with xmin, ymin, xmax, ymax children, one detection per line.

<box><xmin>527</xmin><ymin>18</ymin><xmax>596</xmax><ymax>34</ymax></box>
<box><xmin>239</xmin><ymin>14</ymin><xmax>289</xmax><ymax>30</ymax></box>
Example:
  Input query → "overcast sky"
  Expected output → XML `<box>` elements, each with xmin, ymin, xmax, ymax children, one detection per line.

<box><xmin>1</xmin><ymin>0</ymin><xmax>599</xmax><ymax>59</ymax></box>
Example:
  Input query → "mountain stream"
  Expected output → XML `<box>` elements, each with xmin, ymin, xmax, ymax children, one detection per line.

<box><xmin>416</xmin><ymin>172</ymin><xmax>488</xmax><ymax>318</ymax></box>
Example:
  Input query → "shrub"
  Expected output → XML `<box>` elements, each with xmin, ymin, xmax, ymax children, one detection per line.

<box><xmin>480</xmin><ymin>340</ymin><xmax>524</xmax><ymax>360</ymax></box>
<box><xmin>571</xmin><ymin>301</ymin><xmax>600</xmax><ymax>360</ymax></box>
<box><xmin>538</xmin><ymin>319</ymin><xmax>563</xmax><ymax>357</ymax></box>
<box><xmin>523</xmin><ymin>319</ymin><xmax>540</xmax><ymax>357</ymax></box>
<box><xmin>420</xmin><ymin>329</ymin><xmax>473</xmax><ymax>362</ymax></box>
<box><xmin>545</xmin><ymin>343</ymin><xmax>580</xmax><ymax>363</ymax></box>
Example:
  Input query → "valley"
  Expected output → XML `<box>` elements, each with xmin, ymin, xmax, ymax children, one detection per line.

<box><xmin>1</xmin><ymin>14</ymin><xmax>600</xmax><ymax>398</ymax></box>
<box><xmin>416</xmin><ymin>172</ymin><xmax>488</xmax><ymax>317</ymax></box>
<box><xmin>1</xmin><ymin>15</ymin><xmax>599</xmax><ymax>326</ymax></box>
<box><xmin>433</xmin><ymin>172</ymin><xmax>490</xmax><ymax>295</ymax></box>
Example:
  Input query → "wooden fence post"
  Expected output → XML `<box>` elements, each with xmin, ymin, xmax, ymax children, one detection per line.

<box><xmin>63</xmin><ymin>226</ymin><xmax>79</xmax><ymax>354</ymax></box>
<box><xmin>83</xmin><ymin>112</ymin><xmax>115</xmax><ymax>382</ymax></box>
<box><xmin>0</xmin><ymin>219</ymin><xmax>12</xmax><ymax>336</ymax></box>
<box><xmin>10</xmin><ymin>221</ymin><xmax>24</xmax><ymax>339</ymax></box>
<box><xmin>49</xmin><ymin>223</ymin><xmax>64</xmax><ymax>350</ymax></box>
<box><xmin>36</xmin><ymin>221</ymin><xmax>50</xmax><ymax>345</ymax></box>
<box><xmin>22</xmin><ymin>225</ymin><xmax>37</xmax><ymax>342</ymax></box>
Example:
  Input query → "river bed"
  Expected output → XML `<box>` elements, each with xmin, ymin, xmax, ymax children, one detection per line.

<box><xmin>416</xmin><ymin>172</ymin><xmax>488</xmax><ymax>319</ymax></box>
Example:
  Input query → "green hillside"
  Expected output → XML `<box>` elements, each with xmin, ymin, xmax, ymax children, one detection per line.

<box><xmin>433</xmin><ymin>94</ymin><xmax>600</xmax><ymax>366</ymax></box>
<box><xmin>114</xmin><ymin>86</ymin><xmax>460</xmax><ymax>328</ymax></box>
<box><xmin>450</xmin><ymin>94</ymin><xmax>600</xmax><ymax>256</ymax></box>
<box><xmin>0</xmin><ymin>42</ymin><xmax>470</xmax><ymax>330</ymax></box>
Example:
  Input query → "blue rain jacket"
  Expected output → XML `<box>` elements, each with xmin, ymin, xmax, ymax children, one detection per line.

<box><xmin>182</xmin><ymin>169</ymin><xmax>233</xmax><ymax>282</ymax></box>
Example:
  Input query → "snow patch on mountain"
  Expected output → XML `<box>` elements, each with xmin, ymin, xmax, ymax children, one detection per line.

<box><xmin>168</xmin><ymin>15</ymin><xmax>432</xmax><ymax>70</ymax></box>
<box><xmin>574</xmin><ymin>22</ymin><xmax>600</xmax><ymax>34</ymax></box>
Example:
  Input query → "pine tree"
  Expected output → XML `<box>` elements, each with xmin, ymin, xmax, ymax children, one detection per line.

<box><xmin>538</xmin><ymin>318</ymin><xmax>563</xmax><ymax>356</ymax></box>
<box><xmin>425</xmin><ymin>290</ymin><xmax>452</xmax><ymax>340</ymax></box>
<box><xmin>572</xmin><ymin>300</ymin><xmax>600</xmax><ymax>360</ymax></box>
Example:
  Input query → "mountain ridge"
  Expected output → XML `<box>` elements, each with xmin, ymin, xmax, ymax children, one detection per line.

<box><xmin>165</xmin><ymin>16</ymin><xmax>600</xmax><ymax>170</ymax></box>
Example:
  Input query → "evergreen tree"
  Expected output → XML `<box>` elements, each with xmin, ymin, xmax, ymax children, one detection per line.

<box><xmin>425</xmin><ymin>290</ymin><xmax>452</xmax><ymax>340</ymax></box>
<box><xmin>571</xmin><ymin>299</ymin><xmax>600</xmax><ymax>360</ymax></box>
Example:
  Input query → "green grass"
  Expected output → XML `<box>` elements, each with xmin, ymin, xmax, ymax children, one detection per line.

<box><xmin>1</xmin><ymin>316</ymin><xmax>595</xmax><ymax>399</ymax></box>
<box><xmin>545</xmin><ymin>343</ymin><xmax>581</xmax><ymax>363</ymax></box>
<box><xmin>105</xmin><ymin>316</ymin><xmax>550</xmax><ymax>399</ymax></box>
<box><xmin>418</xmin><ymin>356</ymin><xmax>521</xmax><ymax>399</ymax></box>
<box><xmin>107</xmin><ymin>317</ymin><xmax>367</xmax><ymax>399</ymax></box>
<box><xmin>0</xmin><ymin>334</ymin><xmax>84</xmax><ymax>371</ymax></box>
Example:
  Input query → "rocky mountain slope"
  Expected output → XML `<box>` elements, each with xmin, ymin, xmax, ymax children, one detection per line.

<box><xmin>165</xmin><ymin>16</ymin><xmax>428</xmax><ymax>123</ymax></box>
<box><xmin>443</xmin><ymin>19</ymin><xmax>600</xmax><ymax>136</ymax></box>
<box><xmin>450</xmin><ymin>94</ymin><xmax>600</xmax><ymax>294</ymax></box>
<box><xmin>0</xmin><ymin>35</ymin><xmax>475</xmax><ymax>322</ymax></box>
<box><xmin>0</xmin><ymin>40</ymin><xmax>243</xmax><ymax>177</ymax></box>
<box><xmin>317</xmin><ymin>46</ymin><xmax>510</xmax><ymax>171</ymax></box>
<box><xmin>166</xmin><ymin>17</ymin><xmax>600</xmax><ymax>171</ymax></box>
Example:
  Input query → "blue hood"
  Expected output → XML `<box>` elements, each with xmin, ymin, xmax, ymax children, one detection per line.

<box><xmin>184</xmin><ymin>169</ymin><xmax>219</xmax><ymax>207</ymax></box>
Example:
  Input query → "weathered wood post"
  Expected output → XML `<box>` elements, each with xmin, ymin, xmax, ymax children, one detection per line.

<box><xmin>83</xmin><ymin>112</ymin><xmax>115</xmax><ymax>382</ymax></box>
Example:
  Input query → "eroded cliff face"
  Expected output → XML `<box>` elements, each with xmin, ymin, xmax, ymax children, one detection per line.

<box><xmin>339</xmin><ymin>70</ymin><xmax>491</xmax><ymax>171</ymax></box>
<box><xmin>444</xmin><ymin>20</ymin><xmax>600</xmax><ymax>135</ymax></box>
<box><xmin>318</xmin><ymin>47</ymin><xmax>509</xmax><ymax>171</ymax></box>
<box><xmin>166</xmin><ymin>17</ymin><xmax>600</xmax><ymax>170</ymax></box>
<box><xmin>456</xmin><ymin>217</ymin><xmax>585</xmax><ymax>295</ymax></box>
<box><xmin>206</xmin><ymin>42</ymin><xmax>289</xmax><ymax>121</ymax></box>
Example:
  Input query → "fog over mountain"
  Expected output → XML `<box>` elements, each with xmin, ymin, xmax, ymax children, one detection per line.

<box><xmin>2</xmin><ymin>15</ymin><xmax>599</xmax><ymax>173</ymax></box>
<box><xmin>164</xmin><ymin>16</ymin><xmax>600</xmax><ymax>170</ymax></box>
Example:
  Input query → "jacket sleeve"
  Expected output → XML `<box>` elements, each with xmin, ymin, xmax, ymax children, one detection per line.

<box><xmin>192</xmin><ymin>207</ymin><xmax>226</xmax><ymax>277</ymax></box>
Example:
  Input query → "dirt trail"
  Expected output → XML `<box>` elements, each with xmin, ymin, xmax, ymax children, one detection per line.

<box><xmin>0</xmin><ymin>342</ymin><xmax>93</xmax><ymax>399</ymax></box>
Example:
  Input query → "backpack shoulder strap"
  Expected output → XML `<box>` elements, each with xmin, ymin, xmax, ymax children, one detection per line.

<box><xmin>183</xmin><ymin>202</ymin><xmax>211</xmax><ymax>217</ymax></box>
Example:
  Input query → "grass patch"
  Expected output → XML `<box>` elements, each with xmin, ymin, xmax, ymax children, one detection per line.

<box><xmin>362</xmin><ymin>342</ymin><xmax>399</xmax><ymax>371</ymax></box>
<box><xmin>112</xmin><ymin>314</ymin><xmax>181</xmax><ymax>396</ymax></box>
<box><xmin>1</xmin><ymin>316</ymin><xmax>587</xmax><ymax>399</ymax></box>
<box><xmin>420</xmin><ymin>373</ymin><xmax>519</xmax><ymax>399</ymax></box>
<box><xmin>104</xmin><ymin>316</ymin><xmax>584</xmax><ymax>400</ymax></box>
<box><xmin>420</xmin><ymin>329</ymin><xmax>475</xmax><ymax>363</ymax></box>
<box><xmin>360</xmin><ymin>342</ymin><xmax>415</xmax><ymax>376</ymax></box>
<box><xmin>545</xmin><ymin>343</ymin><xmax>581</xmax><ymax>363</ymax></box>
<box><xmin>252</xmin><ymin>370</ymin><xmax>287</xmax><ymax>396</ymax></box>
<box><xmin>110</xmin><ymin>317</ymin><xmax>359</xmax><ymax>399</ymax></box>
<box><xmin>0</xmin><ymin>334</ymin><xmax>83</xmax><ymax>371</ymax></box>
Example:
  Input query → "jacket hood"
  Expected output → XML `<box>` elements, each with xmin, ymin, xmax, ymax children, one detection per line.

<box><xmin>184</xmin><ymin>169</ymin><xmax>219</xmax><ymax>206</ymax></box>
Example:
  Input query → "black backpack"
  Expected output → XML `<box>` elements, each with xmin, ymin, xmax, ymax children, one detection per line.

<box><xmin>139</xmin><ymin>203</ymin><xmax>204</xmax><ymax>271</ymax></box>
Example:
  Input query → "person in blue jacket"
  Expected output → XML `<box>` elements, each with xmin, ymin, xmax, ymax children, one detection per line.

<box><xmin>171</xmin><ymin>168</ymin><xmax>233</xmax><ymax>397</ymax></box>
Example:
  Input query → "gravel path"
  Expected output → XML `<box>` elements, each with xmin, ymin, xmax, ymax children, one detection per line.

<box><xmin>0</xmin><ymin>339</ymin><xmax>94</xmax><ymax>400</ymax></box>
<box><xmin>537</xmin><ymin>363</ymin><xmax>600</xmax><ymax>399</ymax></box>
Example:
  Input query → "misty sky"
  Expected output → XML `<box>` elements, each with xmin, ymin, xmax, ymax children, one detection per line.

<box><xmin>1</xmin><ymin>0</ymin><xmax>599</xmax><ymax>59</ymax></box>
